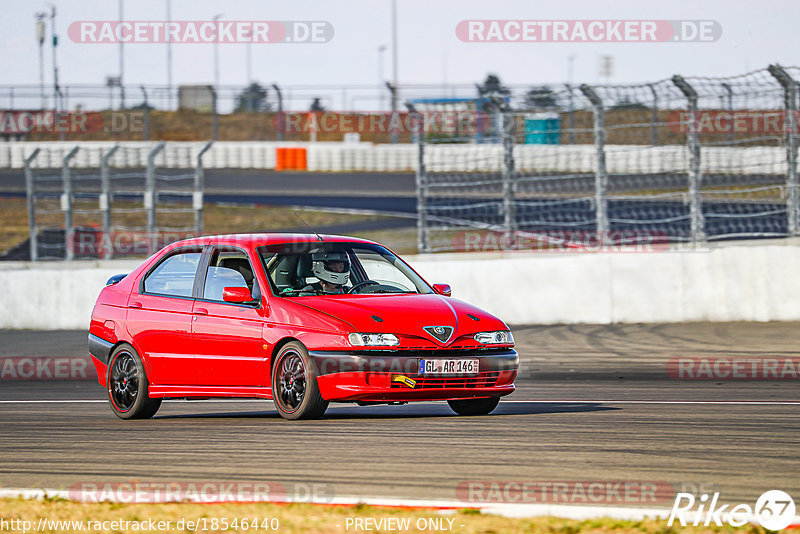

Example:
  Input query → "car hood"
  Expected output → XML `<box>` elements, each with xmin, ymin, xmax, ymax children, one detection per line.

<box><xmin>294</xmin><ymin>293</ymin><xmax>508</xmax><ymax>346</ymax></box>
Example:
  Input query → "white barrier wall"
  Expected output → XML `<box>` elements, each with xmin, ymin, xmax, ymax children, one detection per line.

<box><xmin>0</xmin><ymin>261</ymin><xmax>141</xmax><ymax>330</ymax></box>
<box><xmin>1</xmin><ymin>243</ymin><xmax>799</xmax><ymax>330</ymax></box>
<box><xmin>411</xmin><ymin>243</ymin><xmax>800</xmax><ymax>324</ymax></box>
<box><xmin>0</xmin><ymin>141</ymin><xmax>786</xmax><ymax>174</ymax></box>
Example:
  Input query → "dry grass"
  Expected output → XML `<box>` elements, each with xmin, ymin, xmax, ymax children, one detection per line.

<box><xmin>0</xmin><ymin>498</ymin><xmax>771</xmax><ymax>534</ymax></box>
<box><xmin>0</xmin><ymin>196</ymin><xmax>416</xmax><ymax>256</ymax></box>
<box><xmin>0</xmin><ymin>197</ymin><xmax>32</xmax><ymax>255</ymax></box>
<box><xmin>351</xmin><ymin>227</ymin><xmax>418</xmax><ymax>255</ymax></box>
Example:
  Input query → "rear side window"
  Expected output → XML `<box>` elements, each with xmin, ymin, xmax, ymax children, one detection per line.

<box><xmin>201</xmin><ymin>248</ymin><xmax>259</xmax><ymax>302</ymax></box>
<box><xmin>143</xmin><ymin>252</ymin><xmax>202</xmax><ymax>297</ymax></box>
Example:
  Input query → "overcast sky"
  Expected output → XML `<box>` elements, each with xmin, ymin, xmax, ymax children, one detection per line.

<box><xmin>1</xmin><ymin>0</ymin><xmax>798</xmax><ymax>109</ymax></box>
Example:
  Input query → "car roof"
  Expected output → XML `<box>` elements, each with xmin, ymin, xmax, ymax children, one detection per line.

<box><xmin>166</xmin><ymin>233</ymin><xmax>381</xmax><ymax>250</ymax></box>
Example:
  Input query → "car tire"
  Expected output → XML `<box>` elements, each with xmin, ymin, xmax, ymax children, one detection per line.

<box><xmin>107</xmin><ymin>344</ymin><xmax>162</xmax><ymax>420</ymax></box>
<box><xmin>272</xmin><ymin>341</ymin><xmax>328</xmax><ymax>420</ymax></box>
<box><xmin>447</xmin><ymin>396</ymin><xmax>500</xmax><ymax>416</ymax></box>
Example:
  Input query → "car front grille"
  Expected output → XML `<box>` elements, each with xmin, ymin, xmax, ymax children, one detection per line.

<box><xmin>390</xmin><ymin>371</ymin><xmax>501</xmax><ymax>389</ymax></box>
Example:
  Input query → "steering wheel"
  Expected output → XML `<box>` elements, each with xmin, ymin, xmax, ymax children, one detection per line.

<box><xmin>348</xmin><ymin>280</ymin><xmax>379</xmax><ymax>294</ymax></box>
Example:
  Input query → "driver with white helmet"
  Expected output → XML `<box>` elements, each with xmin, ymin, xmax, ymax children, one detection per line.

<box><xmin>303</xmin><ymin>251</ymin><xmax>350</xmax><ymax>294</ymax></box>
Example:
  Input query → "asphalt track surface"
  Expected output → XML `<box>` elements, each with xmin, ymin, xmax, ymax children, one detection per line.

<box><xmin>0</xmin><ymin>169</ymin><xmax>786</xmax><ymax>218</ymax></box>
<box><xmin>0</xmin><ymin>170</ymin><xmax>416</xmax><ymax>198</ymax></box>
<box><xmin>0</xmin><ymin>323</ymin><xmax>798</xmax><ymax>508</ymax></box>
<box><xmin>0</xmin><ymin>169</ymin><xmax>784</xmax><ymax>197</ymax></box>
<box><xmin>1</xmin><ymin>168</ymin><xmax>788</xmax><ymax>243</ymax></box>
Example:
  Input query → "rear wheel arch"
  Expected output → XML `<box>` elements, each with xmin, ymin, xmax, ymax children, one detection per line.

<box><xmin>112</xmin><ymin>338</ymin><xmax>155</xmax><ymax>381</ymax></box>
<box><xmin>107</xmin><ymin>342</ymin><xmax>162</xmax><ymax>419</ymax></box>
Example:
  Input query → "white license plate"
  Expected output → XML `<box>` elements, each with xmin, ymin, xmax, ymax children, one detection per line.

<box><xmin>418</xmin><ymin>359</ymin><xmax>480</xmax><ymax>375</ymax></box>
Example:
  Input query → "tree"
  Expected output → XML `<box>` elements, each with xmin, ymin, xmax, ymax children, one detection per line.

<box><xmin>235</xmin><ymin>83</ymin><xmax>270</xmax><ymax>113</ymax></box>
<box><xmin>309</xmin><ymin>98</ymin><xmax>325</xmax><ymax>112</ymax></box>
<box><xmin>477</xmin><ymin>74</ymin><xmax>510</xmax><ymax>97</ymax></box>
<box><xmin>522</xmin><ymin>86</ymin><xmax>560</xmax><ymax>110</ymax></box>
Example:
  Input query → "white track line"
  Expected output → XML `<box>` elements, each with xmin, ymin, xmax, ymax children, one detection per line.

<box><xmin>0</xmin><ymin>488</ymin><xmax>702</xmax><ymax>522</ymax></box>
<box><xmin>0</xmin><ymin>399</ymin><xmax>797</xmax><ymax>405</ymax></box>
<box><xmin>502</xmin><ymin>399</ymin><xmax>800</xmax><ymax>405</ymax></box>
<box><xmin>0</xmin><ymin>399</ymin><xmax>268</xmax><ymax>404</ymax></box>
<box><xmin>1</xmin><ymin>488</ymin><xmax>798</xmax><ymax>525</ymax></box>
<box><xmin>0</xmin><ymin>400</ymin><xmax>107</xmax><ymax>404</ymax></box>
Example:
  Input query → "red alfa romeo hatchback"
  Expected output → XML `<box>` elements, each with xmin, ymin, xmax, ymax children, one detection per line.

<box><xmin>88</xmin><ymin>234</ymin><xmax>519</xmax><ymax>420</ymax></box>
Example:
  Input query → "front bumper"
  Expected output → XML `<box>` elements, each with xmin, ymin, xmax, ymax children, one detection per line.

<box><xmin>308</xmin><ymin>348</ymin><xmax>519</xmax><ymax>402</ymax></box>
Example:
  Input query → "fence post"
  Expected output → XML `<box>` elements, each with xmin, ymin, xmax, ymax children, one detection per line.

<box><xmin>62</xmin><ymin>146</ymin><xmax>80</xmax><ymax>261</ymax></box>
<box><xmin>100</xmin><ymin>144</ymin><xmax>119</xmax><ymax>260</ymax></box>
<box><xmin>579</xmin><ymin>84</ymin><xmax>608</xmax><ymax>243</ymax></box>
<box><xmin>407</xmin><ymin>103</ymin><xmax>429</xmax><ymax>254</ymax></box>
<box><xmin>272</xmin><ymin>84</ymin><xmax>284</xmax><ymax>141</ymax></box>
<box><xmin>24</xmin><ymin>148</ymin><xmax>41</xmax><ymax>261</ymax></box>
<box><xmin>672</xmin><ymin>75</ymin><xmax>705</xmax><ymax>244</ymax></box>
<box><xmin>146</xmin><ymin>142</ymin><xmax>166</xmax><ymax>256</ymax></box>
<box><xmin>502</xmin><ymin>108</ymin><xmax>516</xmax><ymax>238</ymax></box>
<box><xmin>720</xmin><ymin>82</ymin><xmax>734</xmax><ymax>147</ymax></box>
<box><xmin>768</xmin><ymin>64</ymin><xmax>799</xmax><ymax>237</ymax></box>
<box><xmin>195</xmin><ymin>141</ymin><xmax>214</xmax><ymax>237</ymax></box>
<box><xmin>565</xmin><ymin>84</ymin><xmax>576</xmax><ymax>144</ymax></box>
<box><xmin>648</xmin><ymin>83</ymin><xmax>659</xmax><ymax>146</ymax></box>
<box><xmin>416</xmin><ymin>124</ymin><xmax>429</xmax><ymax>253</ymax></box>
<box><xmin>140</xmin><ymin>86</ymin><xmax>150</xmax><ymax>141</ymax></box>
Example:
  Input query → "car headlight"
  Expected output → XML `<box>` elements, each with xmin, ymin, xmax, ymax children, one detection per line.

<box><xmin>474</xmin><ymin>330</ymin><xmax>514</xmax><ymax>345</ymax></box>
<box><xmin>348</xmin><ymin>333</ymin><xmax>400</xmax><ymax>346</ymax></box>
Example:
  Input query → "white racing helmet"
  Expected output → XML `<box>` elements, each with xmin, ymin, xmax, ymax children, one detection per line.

<box><xmin>311</xmin><ymin>251</ymin><xmax>350</xmax><ymax>285</ymax></box>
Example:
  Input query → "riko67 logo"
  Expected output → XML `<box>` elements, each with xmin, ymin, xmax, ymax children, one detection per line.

<box><xmin>668</xmin><ymin>490</ymin><xmax>796</xmax><ymax>530</ymax></box>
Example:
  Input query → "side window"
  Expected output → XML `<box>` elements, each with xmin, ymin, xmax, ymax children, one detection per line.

<box><xmin>202</xmin><ymin>249</ymin><xmax>258</xmax><ymax>302</ymax></box>
<box><xmin>143</xmin><ymin>251</ymin><xmax>202</xmax><ymax>297</ymax></box>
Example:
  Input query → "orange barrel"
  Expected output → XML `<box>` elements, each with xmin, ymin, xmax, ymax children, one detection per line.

<box><xmin>275</xmin><ymin>147</ymin><xmax>287</xmax><ymax>170</ymax></box>
<box><xmin>297</xmin><ymin>147</ymin><xmax>308</xmax><ymax>170</ymax></box>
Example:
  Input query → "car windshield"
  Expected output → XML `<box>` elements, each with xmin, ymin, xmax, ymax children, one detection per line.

<box><xmin>258</xmin><ymin>242</ymin><xmax>432</xmax><ymax>296</ymax></box>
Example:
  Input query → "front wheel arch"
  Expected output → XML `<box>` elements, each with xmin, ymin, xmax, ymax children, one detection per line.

<box><xmin>270</xmin><ymin>341</ymin><xmax>328</xmax><ymax>420</ymax></box>
<box><xmin>268</xmin><ymin>337</ymin><xmax>303</xmax><ymax>386</ymax></box>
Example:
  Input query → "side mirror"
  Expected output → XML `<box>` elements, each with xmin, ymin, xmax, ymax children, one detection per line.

<box><xmin>432</xmin><ymin>283</ymin><xmax>452</xmax><ymax>297</ymax></box>
<box><xmin>223</xmin><ymin>287</ymin><xmax>256</xmax><ymax>304</ymax></box>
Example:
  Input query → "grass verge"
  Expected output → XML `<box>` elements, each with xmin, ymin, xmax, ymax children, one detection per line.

<box><xmin>0</xmin><ymin>498</ymin><xmax>773</xmax><ymax>533</ymax></box>
<box><xmin>0</xmin><ymin>196</ymin><xmax>416</xmax><ymax>257</ymax></box>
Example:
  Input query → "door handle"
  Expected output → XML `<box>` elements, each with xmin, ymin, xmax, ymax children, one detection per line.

<box><xmin>194</xmin><ymin>308</ymin><xmax>209</xmax><ymax>316</ymax></box>
<box><xmin>128</xmin><ymin>301</ymin><xmax>142</xmax><ymax>309</ymax></box>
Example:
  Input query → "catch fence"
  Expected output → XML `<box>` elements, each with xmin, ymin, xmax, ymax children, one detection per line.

<box><xmin>414</xmin><ymin>65</ymin><xmax>800</xmax><ymax>253</ymax></box>
<box><xmin>24</xmin><ymin>142</ymin><xmax>212</xmax><ymax>260</ymax></box>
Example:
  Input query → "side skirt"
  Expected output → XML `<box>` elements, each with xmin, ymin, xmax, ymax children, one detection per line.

<box><xmin>148</xmin><ymin>385</ymin><xmax>273</xmax><ymax>400</ymax></box>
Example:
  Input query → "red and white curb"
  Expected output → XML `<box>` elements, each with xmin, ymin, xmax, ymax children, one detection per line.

<box><xmin>0</xmin><ymin>488</ymin><xmax>676</xmax><ymax>521</ymax></box>
<box><xmin>3</xmin><ymin>487</ymin><xmax>799</xmax><ymax>526</ymax></box>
